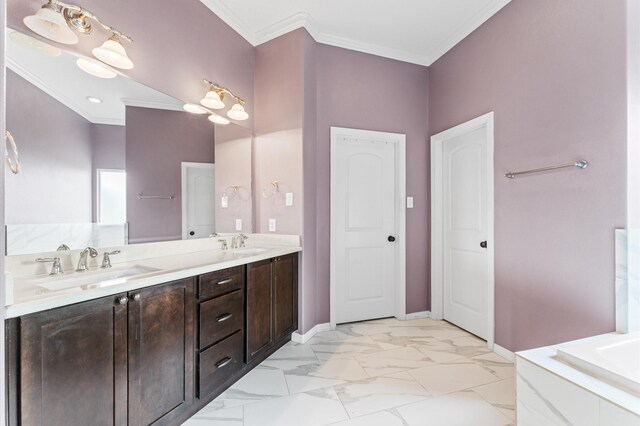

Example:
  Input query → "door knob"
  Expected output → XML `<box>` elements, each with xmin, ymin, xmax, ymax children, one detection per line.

<box><xmin>189</xmin><ymin>231</ymin><xmax>195</xmax><ymax>236</ymax></box>
<box><xmin>388</xmin><ymin>236</ymin><xmax>396</xmax><ymax>242</ymax></box>
<box><xmin>480</xmin><ymin>241</ymin><xmax>487</xmax><ymax>249</ymax></box>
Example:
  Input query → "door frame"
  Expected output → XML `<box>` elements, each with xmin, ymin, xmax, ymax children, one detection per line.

<box><xmin>329</xmin><ymin>127</ymin><xmax>407</xmax><ymax>329</ymax></box>
<box><xmin>430</xmin><ymin>112</ymin><xmax>495</xmax><ymax>349</ymax></box>
<box><xmin>181</xmin><ymin>162</ymin><xmax>216</xmax><ymax>240</ymax></box>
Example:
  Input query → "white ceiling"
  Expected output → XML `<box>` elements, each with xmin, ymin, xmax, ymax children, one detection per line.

<box><xmin>6</xmin><ymin>30</ymin><xmax>183</xmax><ymax>125</ymax></box>
<box><xmin>200</xmin><ymin>0</ymin><xmax>511</xmax><ymax>66</ymax></box>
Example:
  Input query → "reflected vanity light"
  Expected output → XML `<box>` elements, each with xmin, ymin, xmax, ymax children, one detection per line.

<box><xmin>23</xmin><ymin>1</ymin><xmax>134</xmax><ymax>68</ymax></box>
<box><xmin>86</xmin><ymin>96</ymin><xmax>102</xmax><ymax>103</ymax></box>
<box><xmin>208</xmin><ymin>114</ymin><xmax>230</xmax><ymax>125</ymax></box>
<box><xmin>183</xmin><ymin>103</ymin><xmax>210</xmax><ymax>114</ymax></box>
<box><xmin>76</xmin><ymin>57</ymin><xmax>117</xmax><ymax>79</ymax></box>
<box><xmin>9</xmin><ymin>31</ymin><xmax>61</xmax><ymax>56</ymax></box>
<box><xmin>262</xmin><ymin>181</ymin><xmax>280</xmax><ymax>198</ymax></box>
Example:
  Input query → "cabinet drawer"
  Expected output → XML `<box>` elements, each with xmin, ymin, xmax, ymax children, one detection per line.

<box><xmin>199</xmin><ymin>289</ymin><xmax>244</xmax><ymax>349</ymax></box>
<box><xmin>199</xmin><ymin>266</ymin><xmax>244</xmax><ymax>300</ymax></box>
<box><xmin>198</xmin><ymin>331</ymin><xmax>243</xmax><ymax>399</ymax></box>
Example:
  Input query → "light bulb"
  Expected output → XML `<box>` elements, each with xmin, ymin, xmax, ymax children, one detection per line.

<box><xmin>93</xmin><ymin>37</ymin><xmax>133</xmax><ymax>69</ymax></box>
<box><xmin>227</xmin><ymin>102</ymin><xmax>249</xmax><ymax>121</ymax></box>
<box><xmin>183</xmin><ymin>103</ymin><xmax>209</xmax><ymax>114</ymax></box>
<box><xmin>208</xmin><ymin>114</ymin><xmax>230</xmax><ymax>125</ymax></box>
<box><xmin>77</xmin><ymin>58</ymin><xmax>117</xmax><ymax>79</ymax></box>
<box><xmin>201</xmin><ymin>90</ymin><xmax>225</xmax><ymax>110</ymax></box>
<box><xmin>23</xmin><ymin>4</ymin><xmax>79</xmax><ymax>45</ymax></box>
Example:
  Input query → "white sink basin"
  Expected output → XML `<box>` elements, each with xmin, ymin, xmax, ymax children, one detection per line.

<box><xmin>232</xmin><ymin>247</ymin><xmax>269</xmax><ymax>255</ymax></box>
<box><xmin>32</xmin><ymin>265</ymin><xmax>162</xmax><ymax>292</ymax></box>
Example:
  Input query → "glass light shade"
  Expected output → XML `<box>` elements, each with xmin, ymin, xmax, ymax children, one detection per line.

<box><xmin>9</xmin><ymin>31</ymin><xmax>61</xmax><ymax>56</ymax></box>
<box><xmin>77</xmin><ymin>58</ymin><xmax>117</xmax><ymax>79</ymax></box>
<box><xmin>92</xmin><ymin>38</ymin><xmax>133</xmax><ymax>70</ymax></box>
<box><xmin>208</xmin><ymin>114</ymin><xmax>230</xmax><ymax>125</ymax></box>
<box><xmin>227</xmin><ymin>103</ymin><xmax>249</xmax><ymax>121</ymax></box>
<box><xmin>183</xmin><ymin>103</ymin><xmax>209</xmax><ymax>114</ymax></box>
<box><xmin>200</xmin><ymin>90</ymin><xmax>225</xmax><ymax>109</ymax></box>
<box><xmin>23</xmin><ymin>6</ymin><xmax>79</xmax><ymax>45</ymax></box>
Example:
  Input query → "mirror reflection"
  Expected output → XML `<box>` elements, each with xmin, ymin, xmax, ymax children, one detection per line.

<box><xmin>4</xmin><ymin>30</ymin><xmax>253</xmax><ymax>255</ymax></box>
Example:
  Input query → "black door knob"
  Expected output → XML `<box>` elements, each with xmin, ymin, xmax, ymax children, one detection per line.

<box><xmin>480</xmin><ymin>241</ymin><xmax>487</xmax><ymax>248</ymax></box>
<box><xmin>388</xmin><ymin>236</ymin><xmax>396</xmax><ymax>242</ymax></box>
<box><xmin>189</xmin><ymin>231</ymin><xmax>195</xmax><ymax>236</ymax></box>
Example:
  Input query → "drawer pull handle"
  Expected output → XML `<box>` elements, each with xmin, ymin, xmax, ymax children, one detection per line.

<box><xmin>216</xmin><ymin>313</ymin><xmax>233</xmax><ymax>322</ymax></box>
<box><xmin>216</xmin><ymin>357</ymin><xmax>232</xmax><ymax>369</ymax></box>
<box><xmin>216</xmin><ymin>279</ymin><xmax>233</xmax><ymax>286</ymax></box>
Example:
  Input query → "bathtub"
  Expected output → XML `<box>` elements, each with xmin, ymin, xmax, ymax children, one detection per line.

<box><xmin>556</xmin><ymin>332</ymin><xmax>640</xmax><ymax>395</ymax></box>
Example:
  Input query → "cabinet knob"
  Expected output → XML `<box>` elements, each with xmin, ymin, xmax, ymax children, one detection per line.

<box><xmin>131</xmin><ymin>293</ymin><xmax>141</xmax><ymax>302</ymax></box>
<box><xmin>117</xmin><ymin>296</ymin><xmax>128</xmax><ymax>305</ymax></box>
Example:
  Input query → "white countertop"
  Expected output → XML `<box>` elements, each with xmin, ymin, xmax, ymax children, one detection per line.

<box><xmin>6</xmin><ymin>242</ymin><xmax>301</xmax><ymax>318</ymax></box>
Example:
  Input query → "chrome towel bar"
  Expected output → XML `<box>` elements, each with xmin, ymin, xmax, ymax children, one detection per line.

<box><xmin>137</xmin><ymin>194</ymin><xmax>175</xmax><ymax>200</ymax></box>
<box><xmin>505</xmin><ymin>160</ymin><xmax>588</xmax><ymax>179</ymax></box>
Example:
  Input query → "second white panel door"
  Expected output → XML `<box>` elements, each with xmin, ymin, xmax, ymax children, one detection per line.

<box><xmin>332</xmin><ymin>131</ymin><xmax>398</xmax><ymax>324</ymax></box>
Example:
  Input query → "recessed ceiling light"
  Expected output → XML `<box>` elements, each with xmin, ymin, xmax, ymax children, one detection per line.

<box><xmin>9</xmin><ymin>31</ymin><xmax>61</xmax><ymax>57</ymax></box>
<box><xmin>86</xmin><ymin>96</ymin><xmax>103</xmax><ymax>104</ymax></box>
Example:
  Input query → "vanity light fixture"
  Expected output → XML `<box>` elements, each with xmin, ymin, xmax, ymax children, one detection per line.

<box><xmin>201</xmin><ymin>79</ymin><xmax>250</xmax><ymax>121</ymax></box>
<box><xmin>183</xmin><ymin>103</ymin><xmax>210</xmax><ymax>114</ymax></box>
<box><xmin>23</xmin><ymin>1</ymin><xmax>134</xmax><ymax>67</ymax></box>
<box><xmin>76</xmin><ymin>57</ymin><xmax>117</xmax><ymax>79</ymax></box>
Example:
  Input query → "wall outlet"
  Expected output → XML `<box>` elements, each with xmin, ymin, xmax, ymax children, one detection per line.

<box><xmin>268</xmin><ymin>219</ymin><xmax>276</xmax><ymax>232</ymax></box>
<box><xmin>407</xmin><ymin>197</ymin><xmax>414</xmax><ymax>209</ymax></box>
<box><xmin>221</xmin><ymin>196</ymin><xmax>229</xmax><ymax>209</ymax></box>
<box><xmin>285</xmin><ymin>192</ymin><xmax>294</xmax><ymax>206</ymax></box>
<box><xmin>235</xmin><ymin>219</ymin><xmax>242</xmax><ymax>231</ymax></box>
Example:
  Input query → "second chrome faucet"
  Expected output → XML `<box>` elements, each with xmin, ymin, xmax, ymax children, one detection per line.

<box><xmin>76</xmin><ymin>247</ymin><xmax>98</xmax><ymax>272</ymax></box>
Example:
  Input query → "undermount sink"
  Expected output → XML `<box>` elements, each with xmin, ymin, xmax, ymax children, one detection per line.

<box><xmin>32</xmin><ymin>265</ymin><xmax>162</xmax><ymax>292</ymax></box>
<box><xmin>232</xmin><ymin>247</ymin><xmax>269</xmax><ymax>255</ymax></box>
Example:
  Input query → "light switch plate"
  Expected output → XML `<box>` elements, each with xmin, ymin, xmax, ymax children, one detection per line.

<box><xmin>235</xmin><ymin>219</ymin><xmax>242</xmax><ymax>231</ymax></box>
<box><xmin>269</xmin><ymin>219</ymin><xmax>276</xmax><ymax>232</ymax></box>
<box><xmin>221</xmin><ymin>196</ymin><xmax>229</xmax><ymax>209</ymax></box>
<box><xmin>285</xmin><ymin>192</ymin><xmax>294</xmax><ymax>206</ymax></box>
<box><xmin>407</xmin><ymin>197</ymin><xmax>414</xmax><ymax>208</ymax></box>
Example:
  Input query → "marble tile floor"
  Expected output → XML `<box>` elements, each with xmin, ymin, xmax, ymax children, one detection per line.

<box><xmin>184</xmin><ymin>317</ymin><xmax>515</xmax><ymax>426</ymax></box>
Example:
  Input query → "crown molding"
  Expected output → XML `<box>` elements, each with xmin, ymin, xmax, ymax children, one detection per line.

<box><xmin>6</xmin><ymin>56</ymin><xmax>125</xmax><ymax>126</ymax></box>
<box><xmin>425</xmin><ymin>0</ymin><xmax>512</xmax><ymax>65</ymax></box>
<box><xmin>199</xmin><ymin>0</ymin><xmax>256</xmax><ymax>44</ymax></box>
<box><xmin>199</xmin><ymin>0</ymin><xmax>511</xmax><ymax>66</ymax></box>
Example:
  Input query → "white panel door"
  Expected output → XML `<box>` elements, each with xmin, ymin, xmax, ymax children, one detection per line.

<box><xmin>183</xmin><ymin>163</ymin><xmax>215</xmax><ymax>239</ymax></box>
<box><xmin>332</xmin><ymin>132</ymin><xmax>398</xmax><ymax>324</ymax></box>
<box><xmin>442</xmin><ymin>127</ymin><xmax>489</xmax><ymax>338</ymax></box>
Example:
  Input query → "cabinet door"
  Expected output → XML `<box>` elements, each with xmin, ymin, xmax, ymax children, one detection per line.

<box><xmin>273</xmin><ymin>254</ymin><xmax>298</xmax><ymax>340</ymax></box>
<box><xmin>128</xmin><ymin>279</ymin><xmax>195</xmax><ymax>426</ymax></box>
<box><xmin>19</xmin><ymin>294</ymin><xmax>128</xmax><ymax>426</ymax></box>
<box><xmin>246</xmin><ymin>259</ymin><xmax>273</xmax><ymax>362</ymax></box>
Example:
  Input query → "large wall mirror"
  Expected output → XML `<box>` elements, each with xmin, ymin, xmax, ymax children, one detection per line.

<box><xmin>4</xmin><ymin>29</ymin><xmax>253</xmax><ymax>255</ymax></box>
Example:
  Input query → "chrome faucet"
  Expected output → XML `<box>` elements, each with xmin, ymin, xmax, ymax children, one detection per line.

<box><xmin>231</xmin><ymin>234</ymin><xmax>248</xmax><ymax>249</ymax></box>
<box><xmin>101</xmin><ymin>250</ymin><xmax>121</xmax><ymax>269</ymax></box>
<box><xmin>36</xmin><ymin>257</ymin><xmax>63</xmax><ymax>275</ymax></box>
<box><xmin>219</xmin><ymin>239</ymin><xmax>228</xmax><ymax>250</ymax></box>
<box><xmin>76</xmin><ymin>247</ymin><xmax>98</xmax><ymax>272</ymax></box>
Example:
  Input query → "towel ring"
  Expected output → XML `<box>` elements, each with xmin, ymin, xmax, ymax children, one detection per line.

<box><xmin>5</xmin><ymin>131</ymin><xmax>20</xmax><ymax>174</ymax></box>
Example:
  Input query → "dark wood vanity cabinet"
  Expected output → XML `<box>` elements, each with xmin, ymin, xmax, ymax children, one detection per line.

<box><xmin>6</xmin><ymin>254</ymin><xmax>299</xmax><ymax>426</ymax></box>
<box><xmin>246</xmin><ymin>254</ymin><xmax>298</xmax><ymax>363</ymax></box>
<box><xmin>6</xmin><ymin>278</ymin><xmax>195</xmax><ymax>426</ymax></box>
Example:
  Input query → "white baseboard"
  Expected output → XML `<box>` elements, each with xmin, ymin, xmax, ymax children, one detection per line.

<box><xmin>493</xmin><ymin>343</ymin><xmax>515</xmax><ymax>362</ymax></box>
<box><xmin>291</xmin><ymin>323</ymin><xmax>331</xmax><ymax>344</ymax></box>
<box><xmin>403</xmin><ymin>311</ymin><xmax>431</xmax><ymax>320</ymax></box>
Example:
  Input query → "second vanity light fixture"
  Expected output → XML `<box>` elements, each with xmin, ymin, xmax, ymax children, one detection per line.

<box><xmin>23</xmin><ymin>0</ymin><xmax>134</xmax><ymax>75</ymax></box>
<box><xmin>182</xmin><ymin>79</ymin><xmax>249</xmax><ymax>124</ymax></box>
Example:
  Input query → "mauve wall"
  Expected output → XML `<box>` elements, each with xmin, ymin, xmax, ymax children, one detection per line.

<box><xmin>315</xmin><ymin>45</ymin><xmax>430</xmax><ymax>323</ymax></box>
<box><xmin>6</xmin><ymin>70</ymin><xmax>93</xmax><ymax>224</ymax></box>
<box><xmin>91</xmin><ymin>124</ymin><xmax>126</xmax><ymax>222</ymax></box>
<box><xmin>8</xmin><ymin>0</ymin><xmax>255</xmax><ymax>128</ymax></box>
<box><xmin>429</xmin><ymin>0</ymin><xmax>627</xmax><ymax>351</ymax></box>
<box><xmin>126</xmin><ymin>107</ymin><xmax>214</xmax><ymax>243</ymax></box>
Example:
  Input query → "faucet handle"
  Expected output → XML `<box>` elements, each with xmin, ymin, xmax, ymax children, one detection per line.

<box><xmin>36</xmin><ymin>257</ymin><xmax>63</xmax><ymax>275</ymax></box>
<box><xmin>57</xmin><ymin>244</ymin><xmax>70</xmax><ymax>251</ymax></box>
<box><xmin>218</xmin><ymin>239</ymin><xmax>228</xmax><ymax>250</ymax></box>
<box><xmin>87</xmin><ymin>247</ymin><xmax>99</xmax><ymax>258</ymax></box>
<box><xmin>101</xmin><ymin>250</ymin><xmax>121</xmax><ymax>269</ymax></box>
